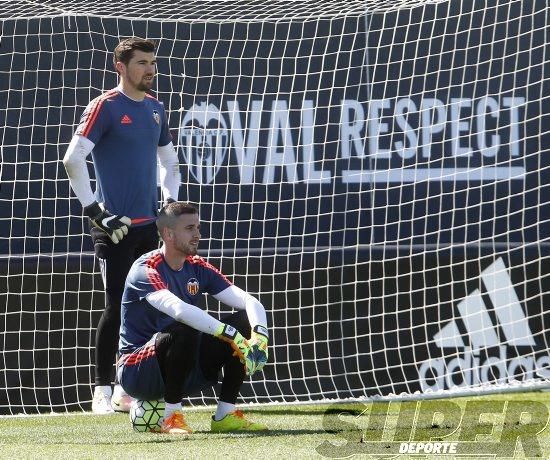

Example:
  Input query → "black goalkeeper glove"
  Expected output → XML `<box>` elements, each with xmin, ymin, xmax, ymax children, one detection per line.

<box><xmin>84</xmin><ymin>201</ymin><xmax>131</xmax><ymax>244</ymax></box>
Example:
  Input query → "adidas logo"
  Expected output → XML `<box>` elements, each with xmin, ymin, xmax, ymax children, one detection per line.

<box><xmin>121</xmin><ymin>114</ymin><xmax>133</xmax><ymax>124</ymax></box>
<box><xmin>434</xmin><ymin>258</ymin><xmax>535</xmax><ymax>349</ymax></box>
<box><xmin>418</xmin><ymin>258</ymin><xmax>549</xmax><ymax>391</ymax></box>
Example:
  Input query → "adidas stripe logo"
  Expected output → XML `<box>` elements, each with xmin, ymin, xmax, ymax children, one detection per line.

<box><xmin>434</xmin><ymin>258</ymin><xmax>535</xmax><ymax>349</ymax></box>
<box><xmin>121</xmin><ymin>114</ymin><xmax>133</xmax><ymax>124</ymax></box>
<box><xmin>418</xmin><ymin>257</ymin><xmax>548</xmax><ymax>391</ymax></box>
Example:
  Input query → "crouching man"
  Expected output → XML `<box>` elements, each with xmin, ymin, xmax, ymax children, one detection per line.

<box><xmin>117</xmin><ymin>202</ymin><xmax>269</xmax><ymax>434</ymax></box>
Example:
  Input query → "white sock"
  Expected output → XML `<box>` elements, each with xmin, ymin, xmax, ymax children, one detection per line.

<box><xmin>112</xmin><ymin>384</ymin><xmax>127</xmax><ymax>399</ymax></box>
<box><xmin>94</xmin><ymin>385</ymin><xmax>112</xmax><ymax>397</ymax></box>
<box><xmin>164</xmin><ymin>402</ymin><xmax>183</xmax><ymax>419</ymax></box>
<box><xmin>215</xmin><ymin>401</ymin><xmax>236</xmax><ymax>421</ymax></box>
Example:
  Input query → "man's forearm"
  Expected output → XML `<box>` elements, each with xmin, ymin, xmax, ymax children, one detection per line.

<box><xmin>157</xmin><ymin>142</ymin><xmax>181</xmax><ymax>202</ymax></box>
<box><xmin>147</xmin><ymin>289</ymin><xmax>223</xmax><ymax>334</ymax></box>
<box><xmin>63</xmin><ymin>135</ymin><xmax>96</xmax><ymax>207</ymax></box>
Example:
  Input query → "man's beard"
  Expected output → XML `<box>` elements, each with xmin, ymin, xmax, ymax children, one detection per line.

<box><xmin>186</xmin><ymin>245</ymin><xmax>198</xmax><ymax>256</ymax></box>
<box><xmin>136</xmin><ymin>76</ymin><xmax>154</xmax><ymax>92</ymax></box>
<box><xmin>176</xmin><ymin>242</ymin><xmax>198</xmax><ymax>257</ymax></box>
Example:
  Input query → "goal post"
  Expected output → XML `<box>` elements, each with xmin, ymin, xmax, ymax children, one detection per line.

<box><xmin>0</xmin><ymin>0</ymin><xmax>548</xmax><ymax>414</ymax></box>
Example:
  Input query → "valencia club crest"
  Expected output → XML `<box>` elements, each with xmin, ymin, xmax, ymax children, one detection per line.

<box><xmin>187</xmin><ymin>278</ymin><xmax>199</xmax><ymax>295</ymax></box>
<box><xmin>152</xmin><ymin>110</ymin><xmax>160</xmax><ymax>125</ymax></box>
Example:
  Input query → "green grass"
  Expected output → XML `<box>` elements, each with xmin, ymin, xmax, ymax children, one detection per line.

<box><xmin>1</xmin><ymin>391</ymin><xmax>549</xmax><ymax>459</ymax></box>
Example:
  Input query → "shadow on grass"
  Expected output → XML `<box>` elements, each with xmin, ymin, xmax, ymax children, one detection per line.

<box><xmin>41</xmin><ymin>438</ymin><xmax>181</xmax><ymax>446</ymax></box>
<box><xmin>40</xmin><ymin>428</ymin><xmax>334</xmax><ymax>446</ymax></box>
<box><xmin>197</xmin><ymin>428</ymin><xmax>330</xmax><ymax>437</ymax></box>
<box><xmin>241</xmin><ymin>407</ymin><xmax>364</xmax><ymax>416</ymax></box>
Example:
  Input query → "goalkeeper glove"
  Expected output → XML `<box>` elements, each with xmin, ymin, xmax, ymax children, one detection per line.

<box><xmin>214</xmin><ymin>323</ymin><xmax>255</xmax><ymax>376</ymax></box>
<box><xmin>84</xmin><ymin>201</ymin><xmax>131</xmax><ymax>244</ymax></box>
<box><xmin>249</xmin><ymin>325</ymin><xmax>269</xmax><ymax>373</ymax></box>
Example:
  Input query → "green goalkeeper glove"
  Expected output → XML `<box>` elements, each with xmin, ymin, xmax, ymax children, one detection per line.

<box><xmin>249</xmin><ymin>325</ymin><xmax>269</xmax><ymax>373</ymax></box>
<box><xmin>214</xmin><ymin>323</ymin><xmax>255</xmax><ymax>376</ymax></box>
<box><xmin>84</xmin><ymin>201</ymin><xmax>131</xmax><ymax>244</ymax></box>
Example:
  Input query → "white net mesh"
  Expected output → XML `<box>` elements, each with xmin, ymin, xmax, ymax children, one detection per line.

<box><xmin>0</xmin><ymin>0</ymin><xmax>548</xmax><ymax>414</ymax></box>
<box><xmin>3</xmin><ymin>1</ymin><xmax>449</xmax><ymax>21</ymax></box>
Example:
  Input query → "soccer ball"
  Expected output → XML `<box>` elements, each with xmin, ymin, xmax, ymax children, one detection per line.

<box><xmin>129</xmin><ymin>399</ymin><xmax>165</xmax><ymax>432</ymax></box>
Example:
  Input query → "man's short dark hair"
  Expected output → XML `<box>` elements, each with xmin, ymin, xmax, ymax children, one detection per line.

<box><xmin>156</xmin><ymin>202</ymin><xmax>199</xmax><ymax>234</ymax></box>
<box><xmin>113</xmin><ymin>37</ymin><xmax>156</xmax><ymax>70</ymax></box>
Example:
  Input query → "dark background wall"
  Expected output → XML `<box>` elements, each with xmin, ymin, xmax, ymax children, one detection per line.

<box><xmin>0</xmin><ymin>0</ymin><xmax>548</xmax><ymax>413</ymax></box>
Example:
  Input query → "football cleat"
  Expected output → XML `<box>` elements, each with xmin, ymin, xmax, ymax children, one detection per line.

<box><xmin>158</xmin><ymin>410</ymin><xmax>193</xmax><ymax>435</ymax></box>
<box><xmin>210</xmin><ymin>410</ymin><xmax>268</xmax><ymax>432</ymax></box>
<box><xmin>92</xmin><ymin>387</ymin><xmax>115</xmax><ymax>415</ymax></box>
<box><xmin>111</xmin><ymin>393</ymin><xmax>134</xmax><ymax>413</ymax></box>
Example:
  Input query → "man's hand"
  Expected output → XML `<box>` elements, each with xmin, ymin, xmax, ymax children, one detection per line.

<box><xmin>249</xmin><ymin>325</ymin><xmax>269</xmax><ymax>373</ymax></box>
<box><xmin>214</xmin><ymin>323</ymin><xmax>255</xmax><ymax>376</ymax></box>
<box><xmin>84</xmin><ymin>201</ymin><xmax>131</xmax><ymax>244</ymax></box>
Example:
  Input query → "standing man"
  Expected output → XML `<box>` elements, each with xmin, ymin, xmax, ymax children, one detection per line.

<box><xmin>63</xmin><ymin>37</ymin><xmax>181</xmax><ymax>414</ymax></box>
<box><xmin>117</xmin><ymin>202</ymin><xmax>269</xmax><ymax>434</ymax></box>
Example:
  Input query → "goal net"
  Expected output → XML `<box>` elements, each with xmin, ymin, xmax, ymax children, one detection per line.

<box><xmin>0</xmin><ymin>0</ymin><xmax>548</xmax><ymax>414</ymax></box>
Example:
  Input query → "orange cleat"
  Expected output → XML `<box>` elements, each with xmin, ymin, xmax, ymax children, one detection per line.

<box><xmin>158</xmin><ymin>410</ymin><xmax>193</xmax><ymax>435</ymax></box>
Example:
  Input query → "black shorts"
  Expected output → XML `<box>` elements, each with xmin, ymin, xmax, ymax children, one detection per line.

<box><xmin>117</xmin><ymin>330</ymin><xmax>215</xmax><ymax>401</ymax></box>
<box><xmin>90</xmin><ymin>222</ymin><xmax>159</xmax><ymax>302</ymax></box>
<box><xmin>117</xmin><ymin>311</ymin><xmax>251</xmax><ymax>401</ymax></box>
<box><xmin>90</xmin><ymin>221</ymin><xmax>159</xmax><ymax>263</ymax></box>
